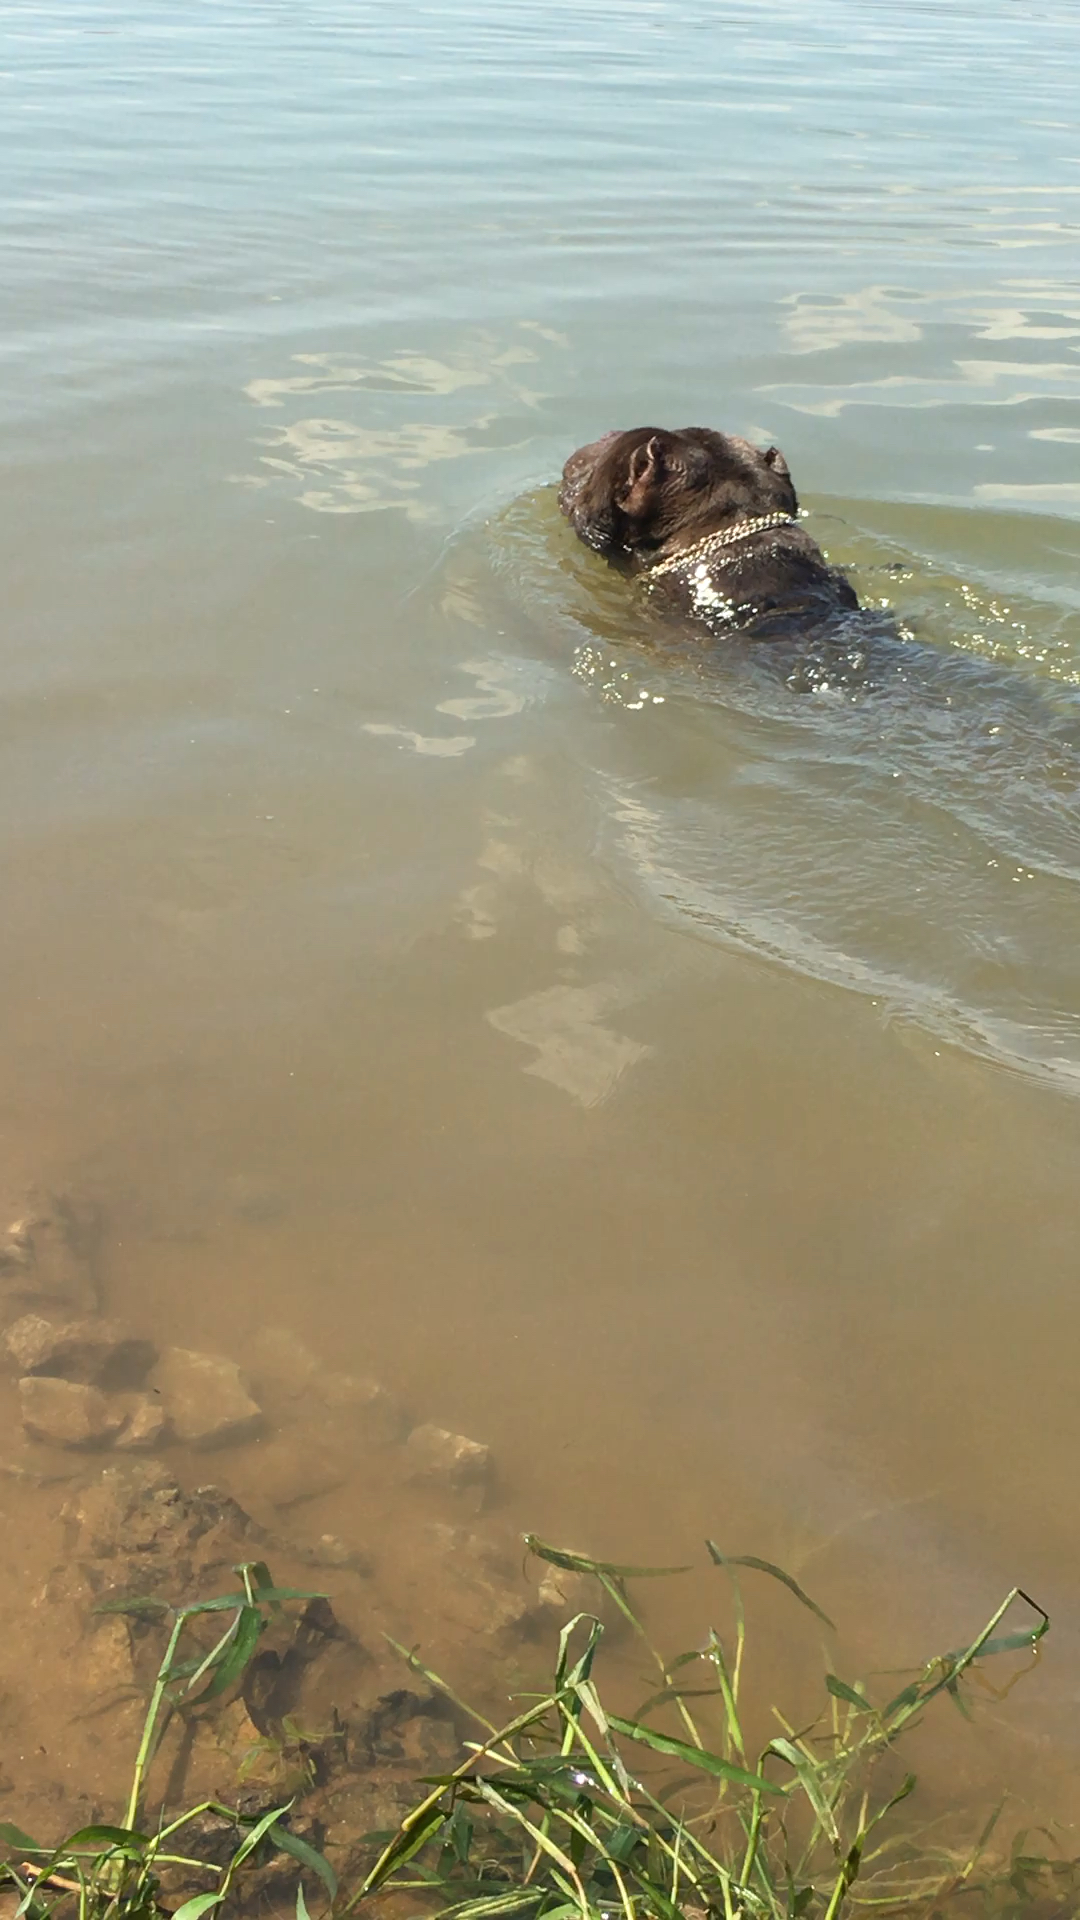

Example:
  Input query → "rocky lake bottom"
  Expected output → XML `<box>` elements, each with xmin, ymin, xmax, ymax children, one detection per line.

<box><xmin>0</xmin><ymin>1182</ymin><xmax>593</xmax><ymax>1892</ymax></box>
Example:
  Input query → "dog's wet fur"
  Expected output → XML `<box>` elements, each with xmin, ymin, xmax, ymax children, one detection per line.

<box><xmin>559</xmin><ymin>427</ymin><xmax>860</xmax><ymax>642</ymax></box>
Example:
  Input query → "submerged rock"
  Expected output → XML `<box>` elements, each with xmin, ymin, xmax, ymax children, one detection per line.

<box><xmin>61</xmin><ymin>1459</ymin><xmax>181</xmax><ymax>1557</ymax></box>
<box><xmin>112</xmin><ymin>1391</ymin><xmax>171</xmax><ymax>1452</ymax></box>
<box><xmin>3</xmin><ymin>1313</ymin><xmax>156</xmax><ymax>1390</ymax></box>
<box><xmin>154</xmin><ymin>1346</ymin><xmax>263</xmax><ymax>1450</ymax></box>
<box><xmin>251</xmin><ymin>1326</ymin><xmax>407</xmax><ymax>1444</ymax></box>
<box><xmin>299</xmin><ymin>1533</ymin><xmax>376</xmax><ymax>1576</ymax></box>
<box><xmin>400</xmin><ymin>1713</ymin><xmax>461</xmax><ymax>1772</ymax></box>
<box><xmin>0</xmin><ymin>1189</ymin><xmax>101</xmax><ymax>1324</ymax></box>
<box><xmin>59</xmin><ymin>1460</ymin><xmax>264</xmax><ymax>1598</ymax></box>
<box><xmin>537</xmin><ymin>1565</ymin><xmax>600</xmax><ymax>1619</ymax></box>
<box><xmin>426</xmin><ymin>1523</ymin><xmax>535</xmax><ymax>1645</ymax></box>
<box><xmin>231</xmin><ymin>1434</ymin><xmax>347</xmax><ymax>1510</ymax></box>
<box><xmin>19</xmin><ymin>1376</ymin><xmax>126</xmax><ymax>1450</ymax></box>
<box><xmin>250</xmin><ymin>1325</ymin><xmax>320</xmax><ymax>1403</ymax></box>
<box><xmin>533</xmin><ymin>1562</ymin><xmax>623</xmax><ymax>1637</ymax></box>
<box><xmin>321</xmin><ymin>1370</ymin><xmax>408</xmax><ymax>1445</ymax></box>
<box><xmin>154</xmin><ymin>1796</ymin><xmax>326</xmax><ymax>1911</ymax></box>
<box><xmin>81</xmin><ymin>1614</ymin><xmax>137</xmax><ymax>1705</ymax></box>
<box><xmin>405</xmin><ymin>1423</ymin><xmax>493</xmax><ymax>1507</ymax></box>
<box><xmin>1</xmin><ymin>1313</ymin><xmax>52</xmax><ymax>1369</ymax></box>
<box><xmin>286</xmin><ymin>1528</ymin><xmax>374</xmax><ymax>1574</ymax></box>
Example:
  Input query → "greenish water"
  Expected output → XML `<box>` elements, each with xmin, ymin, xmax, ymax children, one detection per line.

<box><xmin>2</xmin><ymin>0</ymin><xmax>1080</xmax><ymax>1823</ymax></box>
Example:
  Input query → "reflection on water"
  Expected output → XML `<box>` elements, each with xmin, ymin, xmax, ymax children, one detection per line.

<box><xmin>244</xmin><ymin>337</ymin><xmax>551</xmax><ymax>515</ymax></box>
<box><xmin>2</xmin><ymin>0</ymin><xmax>1080</xmax><ymax>1838</ymax></box>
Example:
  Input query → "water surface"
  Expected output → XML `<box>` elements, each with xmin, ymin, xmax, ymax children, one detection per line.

<box><xmin>2</xmin><ymin>0</ymin><xmax>1080</xmax><ymax>1826</ymax></box>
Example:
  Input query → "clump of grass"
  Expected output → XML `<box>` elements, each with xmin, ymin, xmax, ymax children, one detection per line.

<box><xmin>354</xmin><ymin>1538</ymin><xmax>1060</xmax><ymax>1920</ymax></box>
<box><xmin>0</xmin><ymin>1559</ymin><xmax>337</xmax><ymax>1920</ymax></box>
<box><xmin>1</xmin><ymin>1538</ymin><xmax>1075</xmax><ymax>1920</ymax></box>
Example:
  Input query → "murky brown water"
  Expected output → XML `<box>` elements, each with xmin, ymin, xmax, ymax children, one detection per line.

<box><xmin>2</xmin><ymin>0</ymin><xmax>1080</xmax><ymax>1847</ymax></box>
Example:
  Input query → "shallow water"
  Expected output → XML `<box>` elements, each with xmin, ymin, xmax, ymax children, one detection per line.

<box><xmin>3</xmin><ymin>0</ymin><xmax>1080</xmax><ymax>1833</ymax></box>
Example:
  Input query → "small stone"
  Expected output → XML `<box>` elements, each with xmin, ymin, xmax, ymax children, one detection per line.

<box><xmin>2</xmin><ymin>1313</ymin><xmax>53</xmax><ymax>1365</ymax></box>
<box><xmin>3</xmin><ymin>1313</ymin><xmax>156</xmax><ymax>1389</ymax></box>
<box><xmin>304</xmin><ymin>1533</ymin><xmax>375</xmax><ymax>1575</ymax></box>
<box><xmin>154</xmin><ymin>1347</ymin><xmax>263</xmax><ymax>1450</ymax></box>
<box><xmin>112</xmin><ymin>1392</ymin><xmax>170</xmax><ymax>1451</ymax></box>
<box><xmin>19</xmin><ymin>1376</ymin><xmax>126</xmax><ymax>1450</ymax></box>
<box><xmin>0</xmin><ymin>1220</ymin><xmax>34</xmax><ymax>1274</ymax></box>
<box><xmin>405</xmin><ymin>1424</ymin><xmax>492</xmax><ymax>1505</ymax></box>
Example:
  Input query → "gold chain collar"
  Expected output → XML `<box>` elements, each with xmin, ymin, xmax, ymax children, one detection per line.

<box><xmin>644</xmin><ymin>511</ymin><xmax>795</xmax><ymax>581</ymax></box>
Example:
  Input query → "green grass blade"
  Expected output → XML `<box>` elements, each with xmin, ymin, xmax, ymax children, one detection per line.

<box><xmin>765</xmin><ymin>1737</ymin><xmax>839</xmax><ymax>1846</ymax></box>
<box><xmin>887</xmin><ymin>1589</ymin><xmax>1048</xmax><ymax>1733</ymax></box>
<box><xmin>171</xmin><ymin>1896</ymin><xmax>225</xmax><ymax>1920</ymax></box>
<box><xmin>821</xmin><ymin>1773</ymin><xmax>917</xmax><ymax>1920</ymax></box>
<box><xmin>60</xmin><ymin>1826</ymin><xmax>149</xmax><ymax>1854</ymax></box>
<box><xmin>181</xmin><ymin>1586</ymin><xmax>323</xmax><ymax>1615</ymax></box>
<box><xmin>245</xmin><ymin>1584</ymin><xmax>326</xmax><ymax>1606</ymax></box>
<box><xmin>438</xmin><ymin>1893</ymin><xmax>545</xmax><ymax>1920</ymax></box>
<box><xmin>470</xmin><ymin>1783</ymin><xmax>577</xmax><ymax>1880</ymax></box>
<box><xmin>237</xmin><ymin>1560</ymin><xmax>275</xmax><ymax>1599</ymax></box>
<box><xmin>952</xmin><ymin>1625</ymin><xmax>1048</xmax><ymax>1660</ymax></box>
<box><xmin>181</xmin><ymin>1606</ymin><xmax>264</xmax><ymax>1708</ymax></box>
<box><xmin>92</xmin><ymin>1596</ymin><xmax>171</xmax><ymax>1620</ymax></box>
<box><xmin>627</xmin><ymin>1863</ymin><xmax>686</xmax><ymax>1920</ymax></box>
<box><xmin>882</xmin><ymin>1681</ymin><xmax>921</xmax><ymax>1719</ymax></box>
<box><xmin>706</xmin><ymin>1548</ymin><xmax>836</xmax><ymax>1633</ymax></box>
<box><xmin>555</xmin><ymin>1615</ymin><xmax>603</xmax><ymax>1696</ymax></box>
<box><xmin>385</xmin><ymin>1636</ymin><xmax>500</xmax><ymax>1738</ymax></box>
<box><xmin>524</xmin><ymin>1536</ymin><xmax>691</xmax><ymax>1579</ymax></box>
<box><xmin>216</xmin><ymin>1800</ymin><xmax>296</xmax><ymax>1897</ymax></box>
<box><xmin>825</xmin><ymin>1675</ymin><xmax>874</xmax><ymax>1714</ymax></box>
<box><xmin>0</xmin><ymin>1826</ymin><xmax>45</xmax><ymax>1854</ymax></box>
<box><xmin>606</xmin><ymin>1715</ymin><xmax>786</xmax><ymax>1794</ymax></box>
<box><xmin>268</xmin><ymin>1823</ymin><xmax>338</xmax><ymax>1900</ymax></box>
<box><xmin>357</xmin><ymin>1803</ymin><xmax>447</xmax><ymax>1897</ymax></box>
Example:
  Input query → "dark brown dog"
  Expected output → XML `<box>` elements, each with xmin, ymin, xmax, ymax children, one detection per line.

<box><xmin>559</xmin><ymin>427</ymin><xmax>859</xmax><ymax>638</ymax></box>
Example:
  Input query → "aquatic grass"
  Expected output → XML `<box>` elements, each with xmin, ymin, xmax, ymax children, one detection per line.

<box><xmin>355</xmin><ymin>1538</ymin><xmax>1061</xmax><ymax>1920</ymax></box>
<box><xmin>0</xmin><ymin>1561</ymin><xmax>337</xmax><ymax>1920</ymax></box>
<box><xmin>1</xmin><ymin>1539</ymin><xmax>1075</xmax><ymax>1920</ymax></box>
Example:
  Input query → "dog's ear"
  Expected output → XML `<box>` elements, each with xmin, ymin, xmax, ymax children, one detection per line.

<box><xmin>618</xmin><ymin>434</ymin><xmax>665</xmax><ymax>515</ymax></box>
<box><xmin>762</xmin><ymin>442</ymin><xmax>798</xmax><ymax>514</ymax></box>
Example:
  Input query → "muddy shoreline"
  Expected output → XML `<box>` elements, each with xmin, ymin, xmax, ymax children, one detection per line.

<box><xmin>0</xmin><ymin>1183</ymin><xmax>589</xmax><ymax>1881</ymax></box>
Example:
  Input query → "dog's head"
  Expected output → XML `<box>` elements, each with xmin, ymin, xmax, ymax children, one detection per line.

<box><xmin>558</xmin><ymin>427</ymin><xmax>798</xmax><ymax>561</ymax></box>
